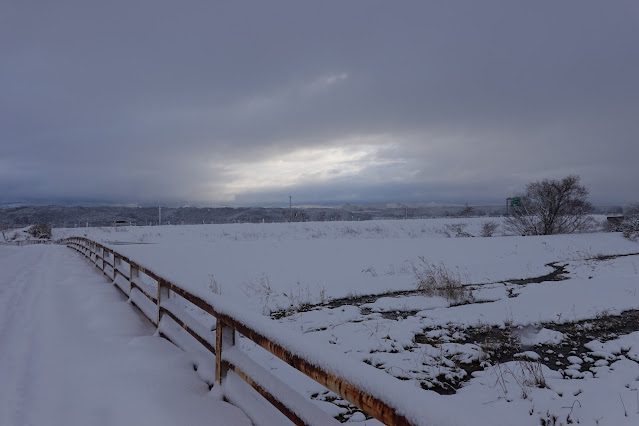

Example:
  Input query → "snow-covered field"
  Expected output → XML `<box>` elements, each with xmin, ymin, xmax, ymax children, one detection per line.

<box><xmin>52</xmin><ymin>216</ymin><xmax>620</xmax><ymax>313</ymax></box>
<box><xmin>3</xmin><ymin>216</ymin><xmax>639</xmax><ymax>425</ymax></box>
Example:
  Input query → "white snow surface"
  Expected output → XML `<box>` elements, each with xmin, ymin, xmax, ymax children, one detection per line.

<box><xmin>4</xmin><ymin>217</ymin><xmax>638</xmax><ymax>425</ymax></box>
<box><xmin>0</xmin><ymin>244</ymin><xmax>250</xmax><ymax>426</ymax></box>
<box><xmin>54</xmin><ymin>217</ymin><xmax>635</xmax><ymax>317</ymax></box>
<box><xmin>519</xmin><ymin>328</ymin><xmax>566</xmax><ymax>346</ymax></box>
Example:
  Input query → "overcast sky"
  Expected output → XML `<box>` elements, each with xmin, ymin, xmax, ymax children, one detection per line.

<box><xmin>1</xmin><ymin>0</ymin><xmax>638</xmax><ymax>206</ymax></box>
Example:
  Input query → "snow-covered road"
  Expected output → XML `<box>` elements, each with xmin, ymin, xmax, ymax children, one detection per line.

<box><xmin>0</xmin><ymin>244</ymin><xmax>250</xmax><ymax>426</ymax></box>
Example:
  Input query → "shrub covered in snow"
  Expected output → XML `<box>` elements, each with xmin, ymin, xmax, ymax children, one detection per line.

<box><xmin>481</xmin><ymin>221</ymin><xmax>499</xmax><ymax>237</ymax></box>
<box><xmin>0</xmin><ymin>224</ymin><xmax>10</xmax><ymax>241</ymax></box>
<box><xmin>28</xmin><ymin>223</ymin><xmax>52</xmax><ymax>239</ymax></box>
<box><xmin>621</xmin><ymin>205</ymin><xmax>639</xmax><ymax>241</ymax></box>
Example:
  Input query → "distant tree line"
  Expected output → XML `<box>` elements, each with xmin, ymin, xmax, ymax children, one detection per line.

<box><xmin>0</xmin><ymin>196</ymin><xmax>628</xmax><ymax>230</ymax></box>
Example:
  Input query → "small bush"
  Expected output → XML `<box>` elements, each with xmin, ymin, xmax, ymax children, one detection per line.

<box><xmin>282</xmin><ymin>280</ymin><xmax>313</xmax><ymax>312</ymax></box>
<box><xmin>28</xmin><ymin>223</ymin><xmax>52</xmax><ymax>239</ymax></box>
<box><xmin>242</xmin><ymin>274</ymin><xmax>274</xmax><ymax>313</ymax></box>
<box><xmin>444</xmin><ymin>223</ymin><xmax>473</xmax><ymax>238</ymax></box>
<box><xmin>0</xmin><ymin>224</ymin><xmax>10</xmax><ymax>241</ymax></box>
<box><xmin>491</xmin><ymin>360</ymin><xmax>547</xmax><ymax>401</ymax></box>
<box><xmin>621</xmin><ymin>204</ymin><xmax>639</xmax><ymax>241</ymax></box>
<box><xmin>481</xmin><ymin>221</ymin><xmax>499</xmax><ymax>237</ymax></box>
<box><xmin>459</xmin><ymin>204</ymin><xmax>474</xmax><ymax>217</ymax></box>
<box><xmin>622</xmin><ymin>222</ymin><xmax>639</xmax><ymax>241</ymax></box>
<box><xmin>412</xmin><ymin>256</ymin><xmax>472</xmax><ymax>303</ymax></box>
<box><xmin>518</xmin><ymin>360</ymin><xmax>547</xmax><ymax>389</ymax></box>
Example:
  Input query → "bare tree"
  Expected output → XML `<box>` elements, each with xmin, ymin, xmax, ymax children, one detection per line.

<box><xmin>459</xmin><ymin>203</ymin><xmax>474</xmax><ymax>217</ymax></box>
<box><xmin>28</xmin><ymin>223</ymin><xmax>52</xmax><ymax>239</ymax></box>
<box><xmin>505</xmin><ymin>175</ymin><xmax>594</xmax><ymax>235</ymax></box>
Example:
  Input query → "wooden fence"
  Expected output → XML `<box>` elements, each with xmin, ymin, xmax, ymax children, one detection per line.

<box><xmin>65</xmin><ymin>237</ymin><xmax>413</xmax><ymax>426</ymax></box>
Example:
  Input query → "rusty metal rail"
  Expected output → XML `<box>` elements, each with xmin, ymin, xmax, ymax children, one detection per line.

<box><xmin>65</xmin><ymin>237</ymin><xmax>413</xmax><ymax>426</ymax></box>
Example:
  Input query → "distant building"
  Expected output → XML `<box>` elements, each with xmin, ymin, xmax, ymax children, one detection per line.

<box><xmin>606</xmin><ymin>216</ymin><xmax>624</xmax><ymax>231</ymax></box>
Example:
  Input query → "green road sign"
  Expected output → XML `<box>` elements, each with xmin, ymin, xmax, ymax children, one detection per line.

<box><xmin>510</xmin><ymin>197</ymin><xmax>521</xmax><ymax>207</ymax></box>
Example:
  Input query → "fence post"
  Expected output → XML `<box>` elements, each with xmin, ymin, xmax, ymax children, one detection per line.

<box><xmin>113</xmin><ymin>254</ymin><xmax>118</xmax><ymax>281</ymax></box>
<box><xmin>101</xmin><ymin>247</ymin><xmax>106</xmax><ymax>272</ymax></box>
<box><xmin>156</xmin><ymin>279</ymin><xmax>170</xmax><ymax>326</ymax></box>
<box><xmin>129</xmin><ymin>264</ymin><xmax>136</xmax><ymax>297</ymax></box>
<box><xmin>215</xmin><ymin>320</ymin><xmax>236</xmax><ymax>384</ymax></box>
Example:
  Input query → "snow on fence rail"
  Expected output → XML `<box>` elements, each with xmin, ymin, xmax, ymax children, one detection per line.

<box><xmin>65</xmin><ymin>237</ymin><xmax>420</xmax><ymax>426</ymax></box>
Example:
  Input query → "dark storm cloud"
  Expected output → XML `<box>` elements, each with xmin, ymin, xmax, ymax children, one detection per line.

<box><xmin>1</xmin><ymin>0</ymin><xmax>638</xmax><ymax>205</ymax></box>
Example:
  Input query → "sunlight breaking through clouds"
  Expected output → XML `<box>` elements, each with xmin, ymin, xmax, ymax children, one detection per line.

<box><xmin>218</xmin><ymin>136</ymin><xmax>403</xmax><ymax>197</ymax></box>
<box><xmin>2</xmin><ymin>1</ymin><xmax>638</xmax><ymax>205</ymax></box>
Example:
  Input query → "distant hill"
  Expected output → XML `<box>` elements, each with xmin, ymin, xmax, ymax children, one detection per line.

<box><xmin>0</xmin><ymin>204</ymin><xmax>622</xmax><ymax>228</ymax></box>
<box><xmin>0</xmin><ymin>204</ymin><xmax>501</xmax><ymax>228</ymax></box>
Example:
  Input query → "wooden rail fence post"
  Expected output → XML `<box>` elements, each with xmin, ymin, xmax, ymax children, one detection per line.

<box><xmin>215</xmin><ymin>320</ymin><xmax>235</xmax><ymax>384</ymax></box>
<box><xmin>101</xmin><ymin>248</ymin><xmax>106</xmax><ymax>272</ymax></box>
<box><xmin>129</xmin><ymin>265</ymin><xmax>136</xmax><ymax>297</ymax></box>
<box><xmin>156</xmin><ymin>279</ymin><xmax>169</xmax><ymax>326</ymax></box>
<box><xmin>113</xmin><ymin>254</ymin><xmax>118</xmax><ymax>281</ymax></box>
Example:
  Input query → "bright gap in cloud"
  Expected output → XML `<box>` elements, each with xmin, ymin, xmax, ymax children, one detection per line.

<box><xmin>217</xmin><ymin>136</ymin><xmax>401</xmax><ymax>196</ymax></box>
